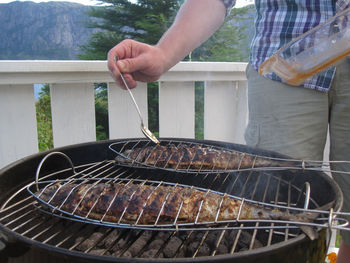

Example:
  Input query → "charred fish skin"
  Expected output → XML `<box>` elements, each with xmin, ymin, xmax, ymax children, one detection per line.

<box><xmin>37</xmin><ymin>182</ymin><xmax>320</xmax><ymax>239</ymax></box>
<box><xmin>115</xmin><ymin>144</ymin><xmax>295</xmax><ymax>170</ymax></box>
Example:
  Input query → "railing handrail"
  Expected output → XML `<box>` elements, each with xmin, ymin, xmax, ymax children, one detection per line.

<box><xmin>0</xmin><ymin>60</ymin><xmax>248</xmax><ymax>84</ymax></box>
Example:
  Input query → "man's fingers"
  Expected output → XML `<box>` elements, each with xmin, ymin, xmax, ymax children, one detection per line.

<box><xmin>116</xmin><ymin>54</ymin><xmax>150</xmax><ymax>74</ymax></box>
<box><xmin>122</xmin><ymin>73</ymin><xmax>137</xmax><ymax>89</ymax></box>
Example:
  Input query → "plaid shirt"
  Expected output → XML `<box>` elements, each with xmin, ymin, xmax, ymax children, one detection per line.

<box><xmin>222</xmin><ymin>0</ymin><xmax>350</xmax><ymax>92</ymax></box>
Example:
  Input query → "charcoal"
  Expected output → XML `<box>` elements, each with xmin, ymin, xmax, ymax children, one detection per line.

<box><xmin>176</xmin><ymin>247</ymin><xmax>186</xmax><ymax>258</ymax></box>
<box><xmin>111</xmin><ymin>235</ymin><xmax>129</xmax><ymax>252</ymax></box>
<box><xmin>141</xmin><ymin>249</ymin><xmax>158</xmax><ymax>258</ymax></box>
<box><xmin>186</xmin><ymin>241</ymin><xmax>200</xmax><ymax>256</ymax></box>
<box><xmin>216</xmin><ymin>243</ymin><xmax>229</xmax><ymax>255</ymax></box>
<box><xmin>148</xmin><ymin>239</ymin><xmax>164</xmax><ymax>250</ymax></box>
<box><xmin>75</xmin><ymin>231</ymin><xmax>106</xmax><ymax>252</ymax></box>
<box><xmin>156</xmin><ymin>231</ymin><xmax>172</xmax><ymax>240</ymax></box>
<box><xmin>126</xmin><ymin>232</ymin><xmax>152</xmax><ymax>257</ymax></box>
<box><xmin>101</xmin><ymin>229</ymin><xmax>120</xmax><ymax>247</ymax></box>
<box><xmin>205</xmin><ymin>231</ymin><xmax>224</xmax><ymax>247</ymax></box>
<box><xmin>75</xmin><ymin>228</ymin><xmax>264</xmax><ymax>258</ymax></box>
<box><xmin>195</xmin><ymin>242</ymin><xmax>211</xmax><ymax>257</ymax></box>
<box><xmin>188</xmin><ymin>231</ymin><xmax>204</xmax><ymax>242</ymax></box>
<box><xmin>89</xmin><ymin>249</ymin><xmax>105</xmax><ymax>255</ymax></box>
<box><xmin>163</xmin><ymin>236</ymin><xmax>183</xmax><ymax>258</ymax></box>
<box><xmin>121</xmin><ymin>250</ymin><xmax>132</xmax><ymax>257</ymax></box>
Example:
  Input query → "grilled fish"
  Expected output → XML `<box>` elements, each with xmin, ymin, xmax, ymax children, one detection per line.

<box><xmin>115</xmin><ymin>144</ymin><xmax>294</xmax><ymax>170</ymax></box>
<box><xmin>38</xmin><ymin>181</ymin><xmax>324</xmax><ymax>240</ymax></box>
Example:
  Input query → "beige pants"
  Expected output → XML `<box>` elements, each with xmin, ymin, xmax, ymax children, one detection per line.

<box><xmin>245</xmin><ymin>60</ymin><xmax>350</xmax><ymax>243</ymax></box>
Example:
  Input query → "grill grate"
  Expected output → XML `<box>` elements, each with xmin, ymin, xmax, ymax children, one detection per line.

<box><xmin>0</xmin><ymin>150</ymin><xmax>347</xmax><ymax>260</ymax></box>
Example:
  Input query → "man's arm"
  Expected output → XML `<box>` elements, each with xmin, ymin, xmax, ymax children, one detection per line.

<box><xmin>107</xmin><ymin>0</ymin><xmax>227</xmax><ymax>88</ymax></box>
<box><xmin>156</xmin><ymin>0</ymin><xmax>227</xmax><ymax>71</ymax></box>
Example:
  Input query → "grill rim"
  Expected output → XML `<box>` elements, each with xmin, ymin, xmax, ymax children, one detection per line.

<box><xmin>0</xmin><ymin>138</ymin><xmax>343</xmax><ymax>262</ymax></box>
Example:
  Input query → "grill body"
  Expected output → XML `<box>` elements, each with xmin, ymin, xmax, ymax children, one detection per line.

<box><xmin>0</xmin><ymin>139</ymin><xmax>343</xmax><ymax>263</ymax></box>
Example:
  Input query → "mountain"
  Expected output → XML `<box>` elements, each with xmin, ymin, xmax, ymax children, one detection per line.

<box><xmin>0</xmin><ymin>1</ymin><xmax>100</xmax><ymax>60</ymax></box>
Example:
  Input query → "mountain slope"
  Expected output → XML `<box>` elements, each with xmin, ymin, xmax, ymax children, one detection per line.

<box><xmin>0</xmin><ymin>1</ymin><xmax>99</xmax><ymax>59</ymax></box>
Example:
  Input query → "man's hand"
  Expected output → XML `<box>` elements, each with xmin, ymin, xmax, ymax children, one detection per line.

<box><xmin>107</xmin><ymin>39</ymin><xmax>166</xmax><ymax>89</ymax></box>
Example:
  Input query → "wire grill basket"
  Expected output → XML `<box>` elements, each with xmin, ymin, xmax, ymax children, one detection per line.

<box><xmin>109</xmin><ymin>139</ymin><xmax>300</xmax><ymax>173</ymax></box>
<box><xmin>24</xmin><ymin>151</ymin><xmax>349</xmax><ymax>236</ymax></box>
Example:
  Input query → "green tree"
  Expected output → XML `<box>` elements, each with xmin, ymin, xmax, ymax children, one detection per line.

<box><xmin>78</xmin><ymin>0</ymin><xmax>180</xmax><ymax>60</ymax></box>
<box><xmin>94</xmin><ymin>83</ymin><xmax>109</xmax><ymax>140</ymax></box>
<box><xmin>36</xmin><ymin>84</ymin><xmax>53</xmax><ymax>151</ymax></box>
<box><xmin>190</xmin><ymin>6</ymin><xmax>252</xmax><ymax>62</ymax></box>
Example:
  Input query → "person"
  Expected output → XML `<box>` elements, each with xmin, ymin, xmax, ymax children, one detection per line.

<box><xmin>107</xmin><ymin>0</ymin><xmax>350</xmax><ymax>261</ymax></box>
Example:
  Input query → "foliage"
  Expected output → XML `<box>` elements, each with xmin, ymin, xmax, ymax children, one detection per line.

<box><xmin>35</xmin><ymin>83</ymin><xmax>110</xmax><ymax>150</ymax></box>
<box><xmin>195</xmin><ymin>82</ymin><xmax>204</xmax><ymax>139</ymax></box>
<box><xmin>94</xmin><ymin>83</ymin><xmax>109</xmax><ymax>140</ymax></box>
<box><xmin>78</xmin><ymin>31</ymin><xmax>122</xmax><ymax>60</ymax></box>
<box><xmin>190</xmin><ymin>6</ymin><xmax>252</xmax><ymax>62</ymax></box>
<box><xmin>148</xmin><ymin>82</ymin><xmax>159</xmax><ymax>134</ymax></box>
<box><xmin>36</xmin><ymin>84</ymin><xmax>53</xmax><ymax>151</ymax></box>
<box><xmin>78</xmin><ymin>0</ymin><xmax>180</xmax><ymax>60</ymax></box>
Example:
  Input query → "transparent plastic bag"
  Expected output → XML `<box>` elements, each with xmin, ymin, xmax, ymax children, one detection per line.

<box><xmin>259</xmin><ymin>7</ymin><xmax>350</xmax><ymax>86</ymax></box>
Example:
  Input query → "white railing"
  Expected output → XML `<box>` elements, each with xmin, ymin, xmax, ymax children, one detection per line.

<box><xmin>0</xmin><ymin>60</ymin><xmax>248</xmax><ymax>168</ymax></box>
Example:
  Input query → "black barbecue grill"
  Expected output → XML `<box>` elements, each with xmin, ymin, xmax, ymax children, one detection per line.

<box><xmin>0</xmin><ymin>138</ymin><xmax>344</xmax><ymax>263</ymax></box>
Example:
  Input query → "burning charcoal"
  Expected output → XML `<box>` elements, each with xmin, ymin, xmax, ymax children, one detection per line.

<box><xmin>186</xmin><ymin>241</ymin><xmax>199</xmax><ymax>256</ymax></box>
<box><xmin>238</xmin><ymin>231</ymin><xmax>263</xmax><ymax>249</ymax></box>
<box><xmin>120</xmin><ymin>250</ymin><xmax>132</xmax><ymax>258</ymax></box>
<box><xmin>75</xmin><ymin>230</ymin><xmax>105</xmax><ymax>252</ymax></box>
<box><xmin>76</xmin><ymin>238</ymin><xmax>96</xmax><ymax>252</ymax></box>
<box><xmin>141</xmin><ymin>249</ymin><xmax>158</xmax><ymax>258</ymax></box>
<box><xmin>176</xmin><ymin>247</ymin><xmax>185</xmax><ymax>258</ymax></box>
<box><xmin>111</xmin><ymin>236</ymin><xmax>128</xmax><ymax>252</ymax></box>
<box><xmin>155</xmin><ymin>231</ymin><xmax>173</xmax><ymax>243</ymax></box>
<box><xmin>148</xmin><ymin>239</ymin><xmax>164</xmax><ymax>250</ymax></box>
<box><xmin>188</xmin><ymin>231</ymin><xmax>205</xmax><ymax>242</ymax></box>
<box><xmin>215</xmin><ymin>243</ymin><xmax>229</xmax><ymax>255</ymax></box>
<box><xmin>240</xmin><ymin>231</ymin><xmax>254</xmax><ymax>245</ymax></box>
<box><xmin>177</xmin><ymin>231</ymin><xmax>190</xmax><ymax>240</ymax></box>
<box><xmin>186</xmin><ymin>241</ymin><xmax>211</xmax><ymax>257</ymax></box>
<box><xmin>249</xmin><ymin>237</ymin><xmax>263</xmax><ymax>249</ymax></box>
<box><xmin>156</xmin><ymin>231</ymin><xmax>171</xmax><ymax>240</ymax></box>
<box><xmin>205</xmin><ymin>231</ymin><xmax>225</xmax><ymax>247</ymax></box>
<box><xmin>127</xmin><ymin>232</ymin><xmax>152</xmax><ymax>257</ymax></box>
<box><xmin>163</xmin><ymin>236</ymin><xmax>183</xmax><ymax>258</ymax></box>
<box><xmin>75</xmin><ymin>236</ymin><xmax>84</xmax><ymax>245</ymax></box>
<box><xmin>195</xmin><ymin>242</ymin><xmax>211</xmax><ymax>257</ymax></box>
<box><xmin>101</xmin><ymin>229</ymin><xmax>120</xmax><ymax>248</ymax></box>
<box><xmin>89</xmin><ymin>249</ymin><xmax>105</xmax><ymax>255</ymax></box>
<box><xmin>225</xmin><ymin>229</ymin><xmax>239</xmax><ymax>244</ymax></box>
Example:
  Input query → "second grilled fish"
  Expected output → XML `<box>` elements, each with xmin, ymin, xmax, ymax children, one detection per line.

<box><xmin>115</xmin><ymin>144</ymin><xmax>295</xmax><ymax>170</ymax></box>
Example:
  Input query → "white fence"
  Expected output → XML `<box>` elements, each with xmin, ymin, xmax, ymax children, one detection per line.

<box><xmin>0</xmin><ymin>61</ymin><xmax>248</xmax><ymax>168</ymax></box>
